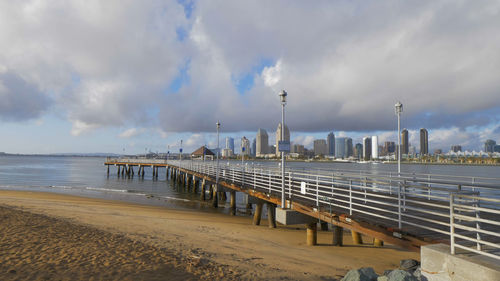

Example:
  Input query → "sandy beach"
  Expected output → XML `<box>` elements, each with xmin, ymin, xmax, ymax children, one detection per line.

<box><xmin>0</xmin><ymin>190</ymin><xmax>419</xmax><ymax>280</ymax></box>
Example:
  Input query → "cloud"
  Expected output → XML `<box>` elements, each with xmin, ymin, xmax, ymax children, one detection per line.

<box><xmin>0</xmin><ymin>71</ymin><xmax>51</xmax><ymax>121</ymax></box>
<box><xmin>118</xmin><ymin>128</ymin><xmax>145</xmax><ymax>139</ymax></box>
<box><xmin>1</xmin><ymin>0</ymin><xmax>500</xmax><ymax>152</ymax></box>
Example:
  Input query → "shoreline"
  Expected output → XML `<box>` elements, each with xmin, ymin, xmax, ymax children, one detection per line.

<box><xmin>0</xmin><ymin>190</ymin><xmax>419</xmax><ymax>280</ymax></box>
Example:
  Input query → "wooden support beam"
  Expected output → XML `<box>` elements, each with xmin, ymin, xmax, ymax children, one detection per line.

<box><xmin>107</xmin><ymin>165</ymin><xmax>109</xmax><ymax>175</ymax></box>
<box><xmin>253</xmin><ymin>202</ymin><xmax>263</xmax><ymax>225</ymax></box>
<box><xmin>332</xmin><ymin>226</ymin><xmax>344</xmax><ymax>246</ymax></box>
<box><xmin>351</xmin><ymin>231</ymin><xmax>363</xmax><ymax>245</ymax></box>
<box><xmin>374</xmin><ymin>238</ymin><xmax>384</xmax><ymax>247</ymax></box>
<box><xmin>200</xmin><ymin>180</ymin><xmax>206</xmax><ymax>201</ymax></box>
<box><xmin>230</xmin><ymin>191</ymin><xmax>236</xmax><ymax>216</ymax></box>
<box><xmin>211</xmin><ymin>185</ymin><xmax>218</xmax><ymax>208</ymax></box>
<box><xmin>117</xmin><ymin>165</ymin><xmax>120</xmax><ymax>175</ymax></box>
<box><xmin>267</xmin><ymin>203</ymin><xmax>276</xmax><ymax>228</ymax></box>
<box><xmin>246</xmin><ymin>203</ymin><xmax>252</xmax><ymax>215</ymax></box>
<box><xmin>220</xmin><ymin>191</ymin><xmax>227</xmax><ymax>202</ymax></box>
<box><xmin>306</xmin><ymin>222</ymin><xmax>317</xmax><ymax>246</ymax></box>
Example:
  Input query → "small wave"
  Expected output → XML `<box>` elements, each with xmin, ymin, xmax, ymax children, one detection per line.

<box><xmin>85</xmin><ymin>187</ymin><xmax>128</xmax><ymax>193</ymax></box>
<box><xmin>160</xmin><ymin>196</ymin><xmax>191</xmax><ymax>202</ymax></box>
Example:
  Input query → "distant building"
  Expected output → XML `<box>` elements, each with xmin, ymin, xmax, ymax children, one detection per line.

<box><xmin>383</xmin><ymin>141</ymin><xmax>395</xmax><ymax>155</ymax></box>
<box><xmin>434</xmin><ymin>149</ymin><xmax>442</xmax><ymax>155</ymax></box>
<box><xmin>371</xmin><ymin>136</ymin><xmax>378</xmax><ymax>159</ymax></box>
<box><xmin>345</xmin><ymin>138</ymin><xmax>353</xmax><ymax>157</ymax></box>
<box><xmin>451</xmin><ymin>145</ymin><xmax>462</xmax><ymax>153</ymax></box>
<box><xmin>241</xmin><ymin>137</ymin><xmax>250</xmax><ymax>156</ymax></box>
<box><xmin>313</xmin><ymin>139</ymin><xmax>327</xmax><ymax>156</ymax></box>
<box><xmin>256</xmin><ymin>129</ymin><xmax>269</xmax><ymax>157</ymax></box>
<box><xmin>225</xmin><ymin>137</ymin><xmax>234</xmax><ymax>154</ymax></box>
<box><xmin>275</xmin><ymin>123</ymin><xmax>290</xmax><ymax>157</ymax></box>
<box><xmin>327</xmin><ymin>132</ymin><xmax>335</xmax><ymax>156</ymax></box>
<box><xmin>485</xmin><ymin>139</ymin><xmax>496</xmax><ymax>153</ymax></box>
<box><xmin>354</xmin><ymin>143</ymin><xmax>363</xmax><ymax>159</ymax></box>
<box><xmin>191</xmin><ymin>146</ymin><xmax>215</xmax><ymax>160</ymax></box>
<box><xmin>221</xmin><ymin>148</ymin><xmax>233</xmax><ymax>158</ymax></box>
<box><xmin>401</xmin><ymin>129</ymin><xmax>409</xmax><ymax>155</ymax></box>
<box><xmin>293</xmin><ymin>144</ymin><xmax>305</xmax><ymax>155</ymax></box>
<box><xmin>494</xmin><ymin>145</ymin><xmax>500</xmax><ymax>153</ymax></box>
<box><xmin>420</xmin><ymin>128</ymin><xmax>428</xmax><ymax>155</ymax></box>
<box><xmin>251</xmin><ymin>138</ymin><xmax>256</xmax><ymax>157</ymax></box>
<box><xmin>335</xmin><ymin>137</ymin><xmax>346</xmax><ymax>158</ymax></box>
<box><xmin>363</xmin><ymin>137</ymin><xmax>372</xmax><ymax>160</ymax></box>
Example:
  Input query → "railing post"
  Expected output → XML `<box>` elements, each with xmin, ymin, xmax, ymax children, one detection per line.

<box><xmin>349</xmin><ymin>180</ymin><xmax>353</xmax><ymax>215</ymax></box>
<box><xmin>428</xmin><ymin>175</ymin><xmax>431</xmax><ymax>200</ymax></box>
<box><xmin>364</xmin><ymin>176</ymin><xmax>367</xmax><ymax>204</ymax></box>
<box><xmin>475</xmin><ymin>192</ymin><xmax>482</xmax><ymax>251</ymax></box>
<box><xmin>450</xmin><ymin>193</ymin><xmax>455</xmax><ymax>255</ymax></box>
<box><xmin>398</xmin><ymin>180</ymin><xmax>402</xmax><ymax>229</ymax></box>
<box><xmin>268</xmin><ymin>171</ymin><xmax>271</xmax><ymax>194</ymax></box>
<box><xmin>403</xmin><ymin>179</ymin><xmax>407</xmax><ymax>211</ymax></box>
<box><xmin>316</xmin><ymin>176</ymin><xmax>319</xmax><ymax>207</ymax></box>
<box><xmin>288</xmin><ymin>171</ymin><xmax>292</xmax><ymax>200</ymax></box>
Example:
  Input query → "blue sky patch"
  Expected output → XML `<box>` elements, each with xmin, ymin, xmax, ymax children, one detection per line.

<box><xmin>177</xmin><ymin>0</ymin><xmax>194</xmax><ymax>19</ymax></box>
<box><xmin>233</xmin><ymin>58</ymin><xmax>275</xmax><ymax>94</ymax></box>
<box><xmin>167</xmin><ymin>60</ymin><xmax>191</xmax><ymax>94</ymax></box>
<box><xmin>176</xmin><ymin>26</ymin><xmax>188</xmax><ymax>41</ymax></box>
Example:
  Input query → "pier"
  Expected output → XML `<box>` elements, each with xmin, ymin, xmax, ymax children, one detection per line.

<box><xmin>104</xmin><ymin>157</ymin><xmax>500</xmax><ymax>261</ymax></box>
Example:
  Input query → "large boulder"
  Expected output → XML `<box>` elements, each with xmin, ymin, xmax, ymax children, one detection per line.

<box><xmin>341</xmin><ymin>267</ymin><xmax>378</xmax><ymax>281</ymax></box>
<box><xmin>386</xmin><ymin>269</ymin><xmax>418</xmax><ymax>281</ymax></box>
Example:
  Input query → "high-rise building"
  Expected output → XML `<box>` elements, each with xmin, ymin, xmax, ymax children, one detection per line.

<box><xmin>401</xmin><ymin>129</ymin><xmax>409</xmax><ymax>155</ymax></box>
<box><xmin>327</xmin><ymin>132</ymin><xmax>335</xmax><ymax>156</ymax></box>
<box><xmin>494</xmin><ymin>145</ymin><xmax>500</xmax><ymax>153</ymax></box>
<box><xmin>354</xmin><ymin>143</ymin><xmax>363</xmax><ymax>159</ymax></box>
<box><xmin>485</xmin><ymin>139</ymin><xmax>496</xmax><ymax>153</ymax></box>
<box><xmin>293</xmin><ymin>144</ymin><xmax>305</xmax><ymax>155</ymax></box>
<box><xmin>371</xmin><ymin>136</ymin><xmax>378</xmax><ymax>159</ymax></box>
<box><xmin>335</xmin><ymin>137</ymin><xmax>346</xmax><ymax>158</ymax></box>
<box><xmin>345</xmin><ymin>138</ymin><xmax>353</xmax><ymax>157</ymax></box>
<box><xmin>383</xmin><ymin>141</ymin><xmax>396</xmax><ymax>155</ymax></box>
<box><xmin>275</xmin><ymin>123</ymin><xmax>290</xmax><ymax>156</ymax></box>
<box><xmin>313</xmin><ymin>139</ymin><xmax>327</xmax><ymax>156</ymax></box>
<box><xmin>420</xmin><ymin>128</ymin><xmax>428</xmax><ymax>155</ymax></box>
<box><xmin>363</xmin><ymin>137</ymin><xmax>372</xmax><ymax>160</ymax></box>
<box><xmin>225</xmin><ymin>137</ymin><xmax>234</xmax><ymax>154</ymax></box>
<box><xmin>251</xmin><ymin>138</ymin><xmax>256</xmax><ymax>157</ymax></box>
<box><xmin>256</xmin><ymin>128</ymin><xmax>269</xmax><ymax>157</ymax></box>
<box><xmin>451</xmin><ymin>145</ymin><xmax>462</xmax><ymax>153</ymax></box>
<box><xmin>241</xmin><ymin>137</ymin><xmax>250</xmax><ymax>156</ymax></box>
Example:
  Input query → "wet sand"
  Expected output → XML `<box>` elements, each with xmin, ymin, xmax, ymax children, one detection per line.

<box><xmin>0</xmin><ymin>191</ymin><xmax>419</xmax><ymax>280</ymax></box>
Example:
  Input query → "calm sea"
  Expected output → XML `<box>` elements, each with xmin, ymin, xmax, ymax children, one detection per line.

<box><xmin>0</xmin><ymin>155</ymin><xmax>498</xmax><ymax>212</ymax></box>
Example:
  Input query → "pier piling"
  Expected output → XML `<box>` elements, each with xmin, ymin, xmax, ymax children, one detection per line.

<box><xmin>320</xmin><ymin>222</ymin><xmax>329</xmax><ymax>231</ymax></box>
<box><xmin>373</xmin><ymin>238</ymin><xmax>384</xmax><ymax>247</ymax></box>
<box><xmin>253</xmin><ymin>202</ymin><xmax>263</xmax><ymax>225</ymax></box>
<box><xmin>267</xmin><ymin>203</ymin><xmax>276</xmax><ymax>228</ymax></box>
<box><xmin>351</xmin><ymin>231</ymin><xmax>363</xmax><ymax>245</ymax></box>
<box><xmin>332</xmin><ymin>226</ymin><xmax>344</xmax><ymax>246</ymax></box>
<box><xmin>211</xmin><ymin>185</ymin><xmax>218</xmax><ymax>208</ymax></box>
<box><xmin>306</xmin><ymin>222</ymin><xmax>318</xmax><ymax>246</ymax></box>
<box><xmin>230</xmin><ymin>191</ymin><xmax>236</xmax><ymax>216</ymax></box>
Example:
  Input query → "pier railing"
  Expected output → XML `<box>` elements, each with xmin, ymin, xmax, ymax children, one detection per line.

<box><xmin>106</xmin><ymin>158</ymin><xmax>500</xmax><ymax>260</ymax></box>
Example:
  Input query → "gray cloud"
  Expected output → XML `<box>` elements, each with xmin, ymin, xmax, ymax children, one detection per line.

<box><xmin>0</xmin><ymin>71</ymin><xmax>51</xmax><ymax>121</ymax></box>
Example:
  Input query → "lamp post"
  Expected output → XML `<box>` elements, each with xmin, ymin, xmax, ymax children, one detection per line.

<box><xmin>214</xmin><ymin>121</ymin><xmax>221</xmax><ymax>208</ymax></box>
<box><xmin>180</xmin><ymin>139</ymin><xmax>183</xmax><ymax>165</ymax></box>
<box><xmin>395</xmin><ymin>102</ymin><xmax>403</xmax><ymax>175</ymax></box>
<box><xmin>279</xmin><ymin>90</ymin><xmax>287</xmax><ymax>208</ymax></box>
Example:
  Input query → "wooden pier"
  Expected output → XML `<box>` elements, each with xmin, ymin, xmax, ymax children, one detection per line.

<box><xmin>104</xmin><ymin>158</ymin><xmax>500</xmax><ymax>257</ymax></box>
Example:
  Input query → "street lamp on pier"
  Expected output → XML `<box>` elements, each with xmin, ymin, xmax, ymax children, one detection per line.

<box><xmin>180</xmin><ymin>139</ymin><xmax>183</xmax><ymax>165</ymax></box>
<box><xmin>279</xmin><ymin>90</ymin><xmax>288</xmax><ymax>208</ymax></box>
<box><xmin>214</xmin><ymin>121</ymin><xmax>221</xmax><ymax>208</ymax></box>
<box><xmin>395</xmin><ymin>101</ymin><xmax>403</xmax><ymax>175</ymax></box>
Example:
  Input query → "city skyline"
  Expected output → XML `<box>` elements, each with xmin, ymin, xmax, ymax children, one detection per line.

<box><xmin>0</xmin><ymin>1</ymin><xmax>499</xmax><ymax>154</ymax></box>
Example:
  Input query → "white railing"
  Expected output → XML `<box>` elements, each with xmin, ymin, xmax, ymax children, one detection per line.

<box><xmin>107</xmin><ymin>158</ymin><xmax>500</xmax><ymax>260</ymax></box>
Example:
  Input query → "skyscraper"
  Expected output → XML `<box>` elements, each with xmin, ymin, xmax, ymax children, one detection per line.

<box><xmin>256</xmin><ymin>128</ymin><xmax>268</xmax><ymax>157</ymax></box>
<box><xmin>275</xmin><ymin>123</ymin><xmax>290</xmax><ymax>156</ymax></box>
<box><xmin>371</xmin><ymin>136</ymin><xmax>378</xmax><ymax>159</ymax></box>
<box><xmin>451</xmin><ymin>145</ymin><xmax>462</xmax><ymax>152</ymax></box>
<box><xmin>401</xmin><ymin>129</ymin><xmax>409</xmax><ymax>155</ymax></box>
<box><xmin>327</xmin><ymin>132</ymin><xmax>335</xmax><ymax>156</ymax></box>
<box><xmin>313</xmin><ymin>139</ymin><xmax>327</xmax><ymax>156</ymax></box>
<box><xmin>354</xmin><ymin>143</ymin><xmax>363</xmax><ymax>159</ymax></box>
<box><xmin>241</xmin><ymin>137</ymin><xmax>250</xmax><ymax>156</ymax></box>
<box><xmin>251</xmin><ymin>138</ymin><xmax>256</xmax><ymax>156</ymax></box>
<box><xmin>363</xmin><ymin>137</ymin><xmax>372</xmax><ymax>160</ymax></box>
<box><xmin>420</xmin><ymin>128</ymin><xmax>428</xmax><ymax>155</ymax></box>
<box><xmin>345</xmin><ymin>138</ymin><xmax>353</xmax><ymax>157</ymax></box>
<box><xmin>335</xmin><ymin>137</ymin><xmax>346</xmax><ymax>158</ymax></box>
<box><xmin>225</xmin><ymin>137</ymin><xmax>234</xmax><ymax>154</ymax></box>
<box><xmin>485</xmin><ymin>139</ymin><xmax>496</xmax><ymax>153</ymax></box>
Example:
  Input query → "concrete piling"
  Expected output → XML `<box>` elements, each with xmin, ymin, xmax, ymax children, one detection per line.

<box><xmin>320</xmin><ymin>222</ymin><xmax>329</xmax><ymax>231</ymax></box>
<box><xmin>306</xmin><ymin>222</ymin><xmax>318</xmax><ymax>246</ymax></box>
<box><xmin>332</xmin><ymin>225</ymin><xmax>344</xmax><ymax>246</ymax></box>
<box><xmin>230</xmin><ymin>191</ymin><xmax>236</xmax><ymax>216</ymax></box>
<box><xmin>107</xmin><ymin>165</ymin><xmax>109</xmax><ymax>175</ymax></box>
<box><xmin>253</xmin><ymin>202</ymin><xmax>263</xmax><ymax>225</ymax></box>
<box><xmin>267</xmin><ymin>204</ymin><xmax>276</xmax><ymax>228</ymax></box>
<box><xmin>200</xmin><ymin>180</ymin><xmax>206</xmax><ymax>201</ymax></box>
<box><xmin>351</xmin><ymin>231</ymin><xmax>363</xmax><ymax>245</ymax></box>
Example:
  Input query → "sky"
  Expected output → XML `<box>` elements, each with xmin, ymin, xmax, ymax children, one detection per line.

<box><xmin>0</xmin><ymin>0</ymin><xmax>499</xmax><ymax>154</ymax></box>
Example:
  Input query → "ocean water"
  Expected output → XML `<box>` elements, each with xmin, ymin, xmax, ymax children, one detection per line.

<box><xmin>0</xmin><ymin>155</ymin><xmax>499</xmax><ymax>212</ymax></box>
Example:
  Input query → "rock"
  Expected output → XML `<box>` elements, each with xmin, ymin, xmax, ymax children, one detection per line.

<box><xmin>386</xmin><ymin>269</ymin><xmax>418</xmax><ymax>281</ymax></box>
<box><xmin>341</xmin><ymin>267</ymin><xmax>378</xmax><ymax>281</ymax></box>
<box><xmin>412</xmin><ymin>267</ymin><xmax>423</xmax><ymax>280</ymax></box>
<box><xmin>399</xmin><ymin>259</ymin><xmax>420</xmax><ymax>272</ymax></box>
<box><xmin>377</xmin><ymin>276</ymin><xmax>389</xmax><ymax>281</ymax></box>
<box><xmin>383</xmin><ymin>270</ymin><xmax>393</xmax><ymax>276</ymax></box>
<box><xmin>8</xmin><ymin>269</ymin><xmax>16</xmax><ymax>274</ymax></box>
